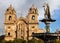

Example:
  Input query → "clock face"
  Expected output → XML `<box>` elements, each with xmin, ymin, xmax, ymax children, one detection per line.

<box><xmin>32</xmin><ymin>15</ymin><xmax>35</xmax><ymax>20</ymax></box>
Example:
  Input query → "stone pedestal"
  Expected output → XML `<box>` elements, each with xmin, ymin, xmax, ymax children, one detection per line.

<box><xmin>40</xmin><ymin>19</ymin><xmax>56</xmax><ymax>33</ymax></box>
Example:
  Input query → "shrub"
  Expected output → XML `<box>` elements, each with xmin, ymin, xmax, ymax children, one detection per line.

<box><xmin>1</xmin><ymin>38</ymin><xmax>44</xmax><ymax>43</ymax></box>
<box><xmin>1</xmin><ymin>40</ymin><xmax>6</xmax><ymax>43</ymax></box>
<box><xmin>53</xmin><ymin>39</ymin><xmax>60</xmax><ymax>43</ymax></box>
<box><xmin>13</xmin><ymin>39</ymin><xmax>26</xmax><ymax>43</ymax></box>
<box><xmin>27</xmin><ymin>38</ymin><xmax>44</xmax><ymax>43</ymax></box>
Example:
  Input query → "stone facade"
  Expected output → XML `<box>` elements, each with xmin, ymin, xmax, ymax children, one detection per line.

<box><xmin>4</xmin><ymin>4</ymin><xmax>44</xmax><ymax>41</ymax></box>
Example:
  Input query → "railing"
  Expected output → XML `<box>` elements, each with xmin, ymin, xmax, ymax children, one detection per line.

<box><xmin>32</xmin><ymin>33</ymin><xmax>60</xmax><ymax>37</ymax></box>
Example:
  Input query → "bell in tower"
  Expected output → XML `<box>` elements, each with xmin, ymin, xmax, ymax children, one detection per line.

<box><xmin>28</xmin><ymin>4</ymin><xmax>38</xmax><ymax>23</ymax></box>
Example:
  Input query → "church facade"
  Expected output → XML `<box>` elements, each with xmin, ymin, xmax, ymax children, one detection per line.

<box><xmin>4</xmin><ymin>5</ymin><xmax>44</xmax><ymax>41</ymax></box>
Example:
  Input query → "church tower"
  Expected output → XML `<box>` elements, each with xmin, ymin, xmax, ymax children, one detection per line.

<box><xmin>27</xmin><ymin>5</ymin><xmax>39</xmax><ymax>40</ymax></box>
<box><xmin>4</xmin><ymin>5</ymin><xmax>17</xmax><ymax>41</ymax></box>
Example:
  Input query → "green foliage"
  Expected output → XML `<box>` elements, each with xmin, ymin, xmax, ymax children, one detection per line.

<box><xmin>38</xmin><ymin>39</ymin><xmax>44</xmax><ymax>43</ymax></box>
<box><xmin>53</xmin><ymin>39</ymin><xmax>60</xmax><ymax>43</ymax></box>
<box><xmin>2</xmin><ymin>38</ymin><xmax>60</xmax><ymax>43</ymax></box>
<box><xmin>13</xmin><ymin>39</ymin><xmax>26</xmax><ymax>43</ymax></box>
<box><xmin>1</xmin><ymin>40</ymin><xmax>6</xmax><ymax>43</ymax></box>
<box><xmin>6</xmin><ymin>40</ymin><xmax>13</xmax><ymax>43</ymax></box>
<box><xmin>27</xmin><ymin>38</ymin><xmax>44</xmax><ymax>43</ymax></box>
<box><xmin>1</xmin><ymin>39</ymin><xmax>26</xmax><ymax>43</ymax></box>
<box><xmin>1</xmin><ymin>38</ymin><xmax>44</xmax><ymax>43</ymax></box>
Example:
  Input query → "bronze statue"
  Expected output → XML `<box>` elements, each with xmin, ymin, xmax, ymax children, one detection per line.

<box><xmin>40</xmin><ymin>3</ymin><xmax>56</xmax><ymax>33</ymax></box>
<box><xmin>43</xmin><ymin>4</ymin><xmax>51</xmax><ymax>20</ymax></box>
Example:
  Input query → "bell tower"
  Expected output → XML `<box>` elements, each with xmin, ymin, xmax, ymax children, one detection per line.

<box><xmin>27</xmin><ymin>5</ymin><xmax>39</xmax><ymax>40</ymax></box>
<box><xmin>28</xmin><ymin>5</ymin><xmax>38</xmax><ymax>23</ymax></box>
<box><xmin>4</xmin><ymin>4</ymin><xmax>17</xmax><ymax>41</ymax></box>
<box><xmin>5</xmin><ymin>5</ymin><xmax>16</xmax><ymax>23</ymax></box>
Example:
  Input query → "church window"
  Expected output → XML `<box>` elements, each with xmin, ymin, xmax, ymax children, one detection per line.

<box><xmin>8</xmin><ymin>26</ymin><xmax>10</xmax><ymax>29</ymax></box>
<box><xmin>21</xmin><ymin>36</ymin><xmax>24</xmax><ymax>39</ymax></box>
<box><xmin>9</xmin><ymin>16</ymin><xmax>12</xmax><ymax>20</ymax></box>
<box><xmin>21</xmin><ymin>24</ymin><xmax>22</xmax><ymax>26</ymax></box>
<box><xmin>10</xmin><ymin>12</ymin><xmax>11</xmax><ymax>14</ymax></box>
<box><xmin>7</xmin><ymin>9</ymin><xmax>9</xmax><ymax>11</ymax></box>
<box><xmin>32</xmin><ymin>15</ymin><xmax>35</xmax><ymax>20</ymax></box>
<box><xmin>30</xmin><ymin>8</ymin><xmax>32</xmax><ymax>11</ymax></box>
<box><xmin>14</xmin><ymin>21</ymin><xmax>16</xmax><ymax>22</ymax></box>
<box><xmin>8</xmin><ymin>32</ymin><xmax>10</xmax><ymax>36</ymax></box>
<box><xmin>32</xmin><ymin>11</ymin><xmax>35</xmax><ymax>13</ymax></box>
<box><xmin>32</xmin><ymin>26</ymin><xmax>35</xmax><ymax>28</ymax></box>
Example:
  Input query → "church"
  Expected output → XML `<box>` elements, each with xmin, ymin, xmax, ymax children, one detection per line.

<box><xmin>4</xmin><ymin>4</ymin><xmax>44</xmax><ymax>41</ymax></box>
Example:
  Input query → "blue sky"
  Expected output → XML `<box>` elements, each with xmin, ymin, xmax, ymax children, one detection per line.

<box><xmin>0</xmin><ymin>0</ymin><xmax>60</xmax><ymax>35</ymax></box>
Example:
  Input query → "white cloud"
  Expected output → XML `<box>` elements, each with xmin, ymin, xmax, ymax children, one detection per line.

<box><xmin>11</xmin><ymin>0</ymin><xmax>27</xmax><ymax>6</ymax></box>
<box><xmin>38</xmin><ymin>8</ymin><xmax>44</xmax><ymax>20</ymax></box>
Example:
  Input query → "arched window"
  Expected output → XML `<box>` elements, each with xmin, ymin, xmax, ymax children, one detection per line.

<box><xmin>30</xmin><ymin>8</ymin><xmax>32</xmax><ymax>11</ymax></box>
<box><xmin>32</xmin><ymin>26</ymin><xmax>35</xmax><ymax>28</ymax></box>
<box><xmin>7</xmin><ymin>9</ymin><xmax>9</xmax><ymax>11</ymax></box>
<box><xmin>8</xmin><ymin>32</ymin><xmax>10</xmax><ymax>36</ymax></box>
<box><xmin>32</xmin><ymin>15</ymin><xmax>35</xmax><ymax>20</ymax></box>
<box><xmin>32</xmin><ymin>11</ymin><xmax>35</xmax><ymax>13</ymax></box>
<box><xmin>8</xmin><ymin>26</ymin><xmax>10</xmax><ymax>29</ymax></box>
<box><xmin>9</xmin><ymin>16</ymin><xmax>12</xmax><ymax>20</ymax></box>
<box><xmin>10</xmin><ymin>12</ymin><xmax>11</xmax><ymax>14</ymax></box>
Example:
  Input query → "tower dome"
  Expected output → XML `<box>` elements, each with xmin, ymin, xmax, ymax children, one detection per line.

<box><xmin>29</xmin><ymin>4</ymin><xmax>38</xmax><ymax>14</ymax></box>
<box><xmin>6</xmin><ymin>4</ymin><xmax>16</xmax><ymax>14</ymax></box>
<box><xmin>30</xmin><ymin>4</ymin><xmax>36</xmax><ymax>10</ymax></box>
